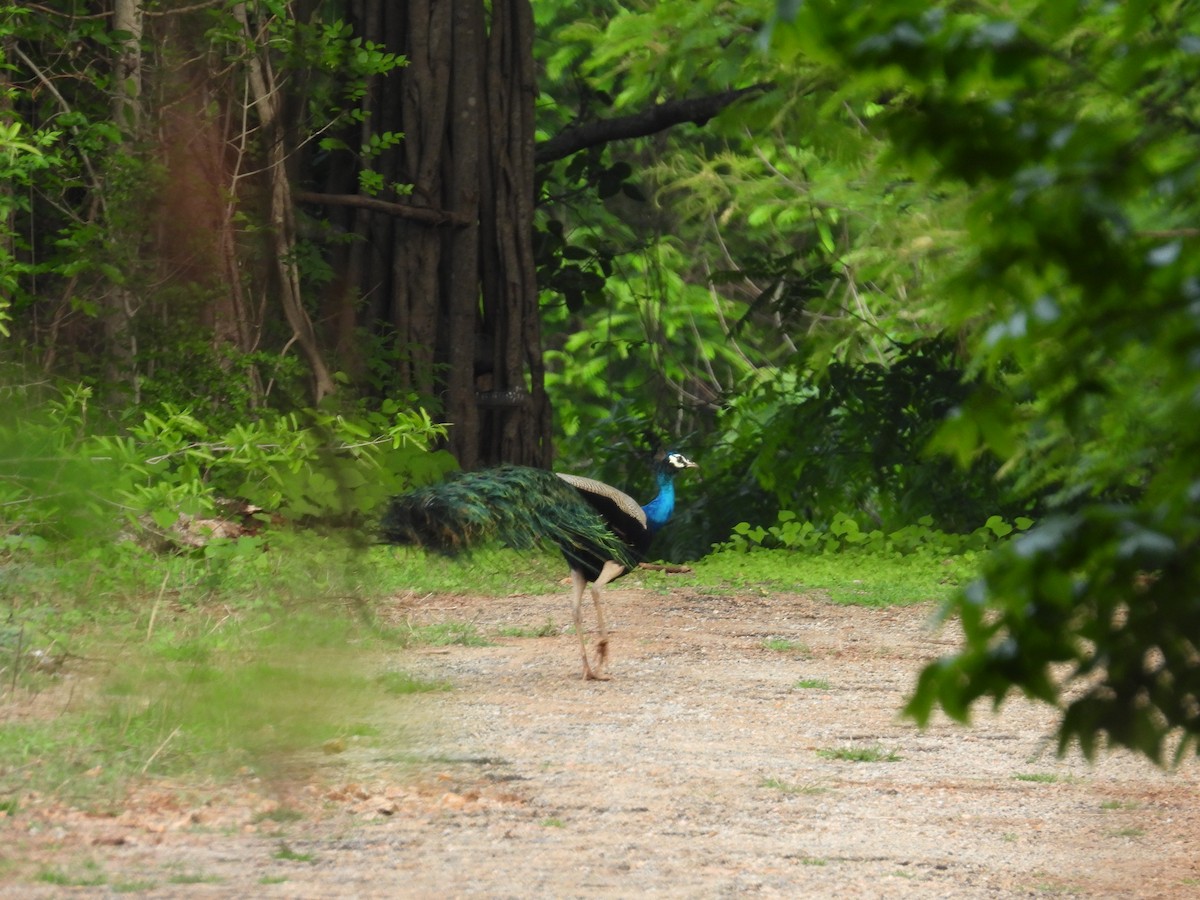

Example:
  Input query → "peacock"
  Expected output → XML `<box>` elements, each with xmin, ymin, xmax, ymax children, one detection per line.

<box><xmin>381</xmin><ymin>451</ymin><xmax>698</xmax><ymax>680</ymax></box>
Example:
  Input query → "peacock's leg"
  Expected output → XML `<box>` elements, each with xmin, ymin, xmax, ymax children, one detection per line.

<box><xmin>588</xmin><ymin>560</ymin><xmax>626</xmax><ymax>677</ymax></box>
<box><xmin>569</xmin><ymin>569</ymin><xmax>603</xmax><ymax>681</ymax></box>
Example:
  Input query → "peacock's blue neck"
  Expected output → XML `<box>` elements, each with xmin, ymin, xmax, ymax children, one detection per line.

<box><xmin>641</xmin><ymin>470</ymin><xmax>677</xmax><ymax>533</ymax></box>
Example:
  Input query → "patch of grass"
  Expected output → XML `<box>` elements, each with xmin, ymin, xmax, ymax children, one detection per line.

<box><xmin>253</xmin><ymin>806</ymin><xmax>305</xmax><ymax>825</ymax></box>
<box><xmin>113</xmin><ymin>880</ymin><xmax>158</xmax><ymax>892</ymax></box>
<box><xmin>817</xmin><ymin>745</ymin><xmax>901</xmax><ymax>763</ymax></box>
<box><xmin>760</xmin><ymin>777</ymin><xmax>826</xmax><ymax>795</ymax></box>
<box><xmin>792</xmin><ymin>677</ymin><xmax>831</xmax><ymax>690</ymax></box>
<box><xmin>691</xmin><ymin>550</ymin><xmax>962</xmax><ymax>606</ymax></box>
<box><xmin>1030</xmin><ymin>877</ymin><xmax>1085</xmax><ymax>895</ymax></box>
<box><xmin>1</xmin><ymin>530</ymin><xmax>552</xmax><ymax>810</ymax></box>
<box><xmin>260</xmin><ymin>875</ymin><xmax>289</xmax><ymax>885</ymax></box>
<box><xmin>0</xmin><ymin>606</ymin><xmax>417</xmax><ymax>807</ymax></box>
<box><xmin>1107</xmin><ymin>826</ymin><xmax>1146</xmax><ymax>838</ymax></box>
<box><xmin>496</xmin><ymin>618</ymin><xmax>558</xmax><ymax>638</ymax></box>
<box><xmin>1014</xmin><ymin>772</ymin><xmax>1071</xmax><ymax>784</ymax></box>
<box><xmin>272</xmin><ymin>842</ymin><xmax>316</xmax><ymax>863</ymax></box>
<box><xmin>381</xmin><ymin>546</ymin><xmax>565</xmax><ymax>596</ymax></box>
<box><xmin>762</xmin><ymin>637</ymin><xmax>809</xmax><ymax>654</ymax></box>
<box><xmin>1100</xmin><ymin>799</ymin><xmax>1140</xmax><ymax>811</ymax></box>
<box><xmin>37</xmin><ymin>861</ymin><xmax>106</xmax><ymax>887</ymax></box>
<box><xmin>167</xmin><ymin>872</ymin><xmax>223</xmax><ymax>885</ymax></box>
<box><xmin>539</xmin><ymin>817</ymin><xmax>565</xmax><ymax>828</ymax></box>
<box><xmin>376</xmin><ymin>670</ymin><xmax>453</xmax><ymax>694</ymax></box>
<box><xmin>403</xmin><ymin>621</ymin><xmax>490</xmax><ymax>647</ymax></box>
<box><xmin>93</xmin><ymin>625</ymin><xmax>388</xmax><ymax>780</ymax></box>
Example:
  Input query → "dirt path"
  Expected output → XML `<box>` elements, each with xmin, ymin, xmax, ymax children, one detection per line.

<box><xmin>8</xmin><ymin>587</ymin><xmax>1200</xmax><ymax>897</ymax></box>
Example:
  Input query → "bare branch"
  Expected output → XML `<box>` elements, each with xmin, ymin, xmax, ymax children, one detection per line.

<box><xmin>293</xmin><ymin>190</ymin><xmax>472</xmax><ymax>226</ymax></box>
<box><xmin>535</xmin><ymin>85</ymin><xmax>770</xmax><ymax>165</ymax></box>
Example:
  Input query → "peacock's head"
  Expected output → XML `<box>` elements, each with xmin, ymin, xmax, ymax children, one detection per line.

<box><xmin>660</xmin><ymin>451</ymin><xmax>699</xmax><ymax>473</ymax></box>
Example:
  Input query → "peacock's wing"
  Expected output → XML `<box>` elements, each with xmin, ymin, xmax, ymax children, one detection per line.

<box><xmin>556</xmin><ymin>473</ymin><xmax>650</xmax><ymax>560</ymax></box>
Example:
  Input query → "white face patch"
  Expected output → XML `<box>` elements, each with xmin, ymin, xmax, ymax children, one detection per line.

<box><xmin>666</xmin><ymin>452</ymin><xmax>697</xmax><ymax>470</ymax></box>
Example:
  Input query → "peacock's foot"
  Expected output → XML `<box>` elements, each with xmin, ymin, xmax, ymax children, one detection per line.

<box><xmin>581</xmin><ymin>655</ymin><xmax>611</xmax><ymax>681</ymax></box>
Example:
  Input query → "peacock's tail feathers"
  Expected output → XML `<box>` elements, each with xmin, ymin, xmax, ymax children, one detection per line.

<box><xmin>381</xmin><ymin>465</ymin><xmax>638</xmax><ymax>568</ymax></box>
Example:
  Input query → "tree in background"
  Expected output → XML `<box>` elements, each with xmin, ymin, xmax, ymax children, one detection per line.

<box><xmin>768</xmin><ymin>1</ymin><xmax>1200</xmax><ymax>761</ymax></box>
<box><xmin>529</xmin><ymin>2</ymin><xmax>1002</xmax><ymax>555</ymax></box>
<box><xmin>3</xmin><ymin>1</ymin><xmax>762</xmax><ymax>468</ymax></box>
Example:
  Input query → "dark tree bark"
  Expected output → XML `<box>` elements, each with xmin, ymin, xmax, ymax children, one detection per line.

<box><xmin>325</xmin><ymin>0</ymin><xmax>546</xmax><ymax>469</ymax></box>
<box><xmin>306</xmin><ymin>1</ymin><xmax>757</xmax><ymax>469</ymax></box>
<box><xmin>444</xmin><ymin>0</ymin><xmax>484</xmax><ymax>469</ymax></box>
<box><xmin>478</xmin><ymin>0</ymin><xmax>544</xmax><ymax>467</ymax></box>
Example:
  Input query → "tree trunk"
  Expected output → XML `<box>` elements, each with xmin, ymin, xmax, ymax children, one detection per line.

<box><xmin>359</xmin><ymin>0</ymin><xmax>545</xmax><ymax>468</ymax></box>
<box><xmin>112</xmin><ymin>0</ymin><xmax>142</xmax><ymax>133</ymax></box>
<box><xmin>106</xmin><ymin>0</ymin><xmax>144</xmax><ymax>400</ymax></box>
<box><xmin>478</xmin><ymin>0</ymin><xmax>546</xmax><ymax>466</ymax></box>
<box><xmin>444</xmin><ymin>1</ymin><xmax>484</xmax><ymax>469</ymax></box>
<box><xmin>233</xmin><ymin>2</ymin><xmax>336</xmax><ymax>403</ymax></box>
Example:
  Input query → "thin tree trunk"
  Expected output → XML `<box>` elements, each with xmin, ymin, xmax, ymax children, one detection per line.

<box><xmin>479</xmin><ymin>0</ymin><xmax>547</xmax><ymax>466</ymax></box>
<box><xmin>445</xmin><ymin>0</ymin><xmax>484</xmax><ymax>469</ymax></box>
<box><xmin>112</xmin><ymin>0</ymin><xmax>142</xmax><ymax>133</ymax></box>
<box><xmin>0</xmin><ymin>29</ymin><xmax>14</xmax><ymax>330</ymax></box>
<box><xmin>233</xmin><ymin>2</ymin><xmax>336</xmax><ymax>403</ymax></box>
<box><xmin>107</xmin><ymin>0</ymin><xmax>144</xmax><ymax>401</ymax></box>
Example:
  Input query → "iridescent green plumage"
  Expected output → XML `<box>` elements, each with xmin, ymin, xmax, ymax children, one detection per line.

<box><xmin>380</xmin><ymin>465</ymin><xmax>639</xmax><ymax>571</ymax></box>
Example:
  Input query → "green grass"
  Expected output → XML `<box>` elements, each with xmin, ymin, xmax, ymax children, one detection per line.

<box><xmin>793</xmin><ymin>677</ymin><xmax>831</xmax><ymax>690</ymax></box>
<box><xmin>113</xmin><ymin>880</ymin><xmax>158</xmax><ymax>892</ymax></box>
<box><xmin>760</xmin><ymin>777</ymin><xmax>827</xmax><ymax>795</ymax></box>
<box><xmin>539</xmin><ymin>817</ymin><xmax>565</xmax><ymax>828</ymax></box>
<box><xmin>496</xmin><ymin>618</ymin><xmax>559</xmax><ymax>638</ymax></box>
<box><xmin>272</xmin><ymin>842</ymin><xmax>316</xmax><ymax>863</ymax></box>
<box><xmin>0</xmin><ymin>532</ymin><xmax>585</xmax><ymax>811</ymax></box>
<box><xmin>376</xmin><ymin>670</ymin><xmax>454</xmax><ymax>694</ymax></box>
<box><xmin>166</xmin><ymin>872</ymin><xmax>223</xmax><ymax>885</ymax></box>
<box><xmin>1014</xmin><ymin>772</ymin><xmax>1077</xmax><ymax>784</ymax></box>
<box><xmin>402</xmin><ymin>621</ymin><xmax>491</xmax><ymax>647</ymax></box>
<box><xmin>1100</xmin><ymin>799</ymin><xmax>1140</xmax><ymax>811</ymax></box>
<box><xmin>37</xmin><ymin>861</ymin><xmax>106</xmax><ymax>887</ymax></box>
<box><xmin>689</xmin><ymin>549</ymin><xmax>963</xmax><ymax>606</ymax></box>
<box><xmin>817</xmin><ymin>745</ymin><xmax>902</xmax><ymax>763</ymax></box>
<box><xmin>380</xmin><ymin>546</ymin><xmax>565</xmax><ymax>596</ymax></box>
<box><xmin>762</xmin><ymin>637</ymin><xmax>809</xmax><ymax>654</ymax></box>
<box><xmin>1107</xmin><ymin>826</ymin><xmax>1146</xmax><ymax>838</ymax></box>
<box><xmin>89</xmin><ymin>618</ymin><xmax>388</xmax><ymax>778</ymax></box>
<box><xmin>253</xmin><ymin>806</ymin><xmax>306</xmax><ymax>825</ymax></box>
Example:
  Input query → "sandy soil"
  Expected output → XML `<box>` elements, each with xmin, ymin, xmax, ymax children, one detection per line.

<box><xmin>5</xmin><ymin>585</ymin><xmax>1199</xmax><ymax>898</ymax></box>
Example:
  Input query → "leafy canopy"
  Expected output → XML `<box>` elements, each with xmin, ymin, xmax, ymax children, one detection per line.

<box><xmin>772</xmin><ymin>0</ymin><xmax>1200</xmax><ymax>761</ymax></box>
